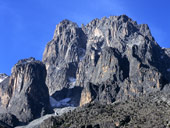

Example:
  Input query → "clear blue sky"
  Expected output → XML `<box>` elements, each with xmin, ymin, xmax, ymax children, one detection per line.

<box><xmin>0</xmin><ymin>0</ymin><xmax>170</xmax><ymax>75</ymax></box>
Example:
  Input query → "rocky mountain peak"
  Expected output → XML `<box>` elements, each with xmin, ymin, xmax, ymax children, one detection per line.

<box><xmin>43</xmin><ymin>18</ymin><xmax>87</xmax><ymax>94</ymax></box>
<box><xmin>53</xmin><ymin>19</ymin><xmax>79</xmax><ymax>40</ymax></box>
<box><xmin>16</xmin><ymin>57</ymin><xmax>36</xmax><ymax>65</ymax></box>
<box><xmin>42</xmin><ymin>15</ymin><xmax>170</xmax><ymax>107</ymax></box>
<box><xmin>84</xmin><ymin>15</ymin><xmax>153</xmax><ymax>50</ymax></box>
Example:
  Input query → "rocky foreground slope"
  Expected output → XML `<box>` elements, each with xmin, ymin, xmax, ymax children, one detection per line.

<box><xmin>40</xmin><ymin>91</ymin><xmax>170</xmax><ymax>128</ymax></box>
<box><xmin>0</xmin><ymin>15</ymin><xmax>170</xmax><ymax>127</ymax></box>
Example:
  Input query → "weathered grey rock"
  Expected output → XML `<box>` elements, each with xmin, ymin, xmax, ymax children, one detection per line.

<box><xmin>0</xmin><ymin>76</ymin><xmax>10</xmax><ymax>108</ymax></box>
<box><xmin>0</xmin><ymin>121</ymin><xmax>13</xmax><ymax>128</ymax></box>
<box><xmin>80</xmin><ymin>81</ymin><xmax>120</xmax><ymax>106</ymax></box>
<box><xmin>0</xmin><ymin>74</ymin><xmax>10</xmax><ymax>108</ymax></box>
<box><xmin>164</xmin><ymin>48</ymin><xmax>170</xmax><ymax>57</ymax></box>
<box><xmin>4</xmin><ymin>57</ymin><xmax>53</xmax><ymax>124</ymax></box>
<box><xmin>43</xmin><ymin>15</ymin><xmax>170</xmax><ymax>106</ymax></box>
<box><xmin>76</xmin><ymin>15</ymin><xmax>170</xmax><ymax>105</ymax></box>
<box><xmin>0</xmin><ymin>113</ymin><xmax>19</xmax><ymax>127</ymax></box>
<box><xmin>43</xmin><ymin>20</ymin><xmax>87</xmax><ymax>95</ymax></box>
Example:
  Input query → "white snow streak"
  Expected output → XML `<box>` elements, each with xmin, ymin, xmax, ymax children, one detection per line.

<box><xmin>50</xmin><ymin>97</ymin><xmax>72</xmax><ymax>108</ymax></box>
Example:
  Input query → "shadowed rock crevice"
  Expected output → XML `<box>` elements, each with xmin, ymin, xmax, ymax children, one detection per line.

<box><xmin>52</xmin><ymin>86</ymin><xmax>83</xmax><ymax>107</ymax></box>
<box><xmin>66</xmin><ymin>62</ymin><xmax>78</xmax><ymax>81</ymax></box>
<box><xmin>117</xmin><ymin>54</ymin><xmax>130</xmax><ymax>81</ymax></box>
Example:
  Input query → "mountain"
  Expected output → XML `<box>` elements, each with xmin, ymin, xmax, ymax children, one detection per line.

<box><xmin>43</xmin><ymin>15</ymin><xmax>170</xmax><ymax>106</ymax></box>
<box><xmin>0</xmin><ymin>15</ymin><xmax>170</xmax><ymax>127</ymax></box>
<box><xmin>43</xmin><ymin>19</ymin><xmax>86</xmax><ymax>95</ymax></box>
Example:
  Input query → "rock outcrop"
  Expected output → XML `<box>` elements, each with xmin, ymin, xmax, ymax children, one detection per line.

<box><xmin>0</xmin><ymin>75</ymin><xmax>10</xmax><ymax>108</ymax></box>
<box><xmin>40</xmin><ymin>91</ymin><xmax>170</xmax><ymax>128</ymax></box>
<box><xmin>43</xmin><ymin>15</ymin><xmax>170</xmax><ymax>106</ymax></box>
<box><xmin>0</xmin><ymin>57</ymin><xmax>53</xmax><ymax>125</ymax></box>
<box><xmin>43</xmin><ymin>20</ymin><xmax>86</xmax><ymax>95</ymax></box>
<box><xmin>0</xmin><ymin>113</ymin><xmax>19</xmax><ymax>127</ymax></box>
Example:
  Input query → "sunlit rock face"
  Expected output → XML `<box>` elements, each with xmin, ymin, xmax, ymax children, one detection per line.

<box><xmin>43</xmin><ymin>15</ymin><xmax>170</xmax><ymax>106</ymax></box>
<box><xmin>4</xmin><ymin>57</ymin><xmax>53</xmax><ymax>124</ymax></box>
<box><xmin>0</xmin><ymin>74</ymin><xmax>10</xmax><ymax>108</ymax></box>
<box><xmin>43</xmin><ymin>20</ymin><xmax>87</xmax><ymax>95</ymax></box>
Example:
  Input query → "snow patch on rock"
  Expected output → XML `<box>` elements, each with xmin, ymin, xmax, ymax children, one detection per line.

<box><xmin>68</xmin><ymin>77</ymin><xmax>76</xmax><ymax>83</ymax></box>
<box><xmin>68</xmin><ymin>77</ymin><xmax>76</xmax><ymax>88</ymax></box>
<box><xmin>0</xmin><ymin>74</ymin><xmax>8</xmax><ymax>83</ymax></box>
<box><xmin>50</xmin><ymin>97</ymin><xmax>73</xmax><ymax>108</ymax></box>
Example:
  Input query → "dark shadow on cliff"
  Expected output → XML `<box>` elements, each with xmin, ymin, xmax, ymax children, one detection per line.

<box><xmin>148</xmin><ymin>44</ymin><xmax>170</xmax><ymax>88</ymax></box>
<box><xmin>51</xmin><ymin>86</ymin><xmax>83</xmax><ymax>107</ymax></box>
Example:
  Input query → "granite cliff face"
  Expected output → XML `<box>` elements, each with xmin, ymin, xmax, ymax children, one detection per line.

<box><xmin>43</xmin><ymin>20</ymin><xmax>86</xmax><ymax>95</ymax></box>
<box><xmin>7</xmin><ymin>58</ymin><xmax>53</xmax><ymax>123</ymax></box>
<box><xmin>0</xmin><ymin>58</ymin><xmax>53</xmax><ymax>126</ymax></box>
<box><xmin>43</xmin><ymin>15</ymin><xmax>170</xmax><ymax>106</ymax></box>
<box><xmin>0</xmin><ymin>75</ymin><xmax>10</xmax><ymax>108</ymax></box>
